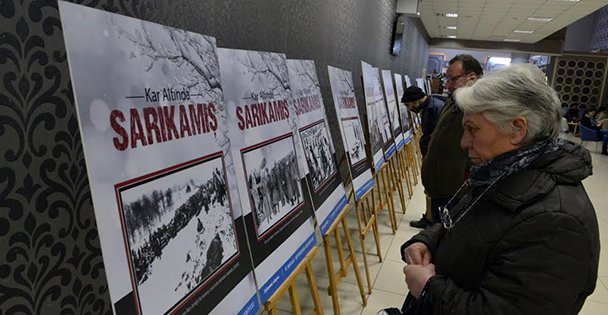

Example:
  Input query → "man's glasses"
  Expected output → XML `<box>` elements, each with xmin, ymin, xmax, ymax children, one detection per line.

<box><xmin>445</xmin><ymin>72</ymin><xmax>471</xmax><ymax>83</ymax></box>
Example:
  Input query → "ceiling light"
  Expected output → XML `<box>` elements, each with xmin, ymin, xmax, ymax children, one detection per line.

<box><xmin>528</xmin><ymin>17</ymin><xmax>553</xmax><ymax>22</ymax></box>
<box><xmin>514</xmin><ymin>30</ymin><xmax>534</xmax><ymax>34</ymax></box>
<box><xmin>447</xmin><ymin>35</ymin><xmax>457</xmax><ymax>39</ymax></box>
<box><xmin>504</xmin><ymin>39</ymin><xmax>521</xmax><ymax>42</ymax></box>
<box><xmin>446</xmin><ymin>26</ymin><xmax>457</xmax><ymax>30</ymax></box>
<box><xmin>435</xmin><ymin>13</ymin><xmax>459</xmax><ymax>18</ymax></box>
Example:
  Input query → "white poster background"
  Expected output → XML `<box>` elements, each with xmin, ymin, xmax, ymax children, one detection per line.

<box><xmin>404</xmin><ymin>75</ymin><xmax>412</xmax><ymax>88</ymax></box>
<box><xmin>286</xmin><ymin>59</ymin><xmax>347</xmax><ymax>235</ymax></box>
<box><xmin>217</xmin><ymin>48</ymin><xmax>316</xmax><ymax>304</ymax></box>
<box><xmin>59</xmin><ymin>2</ymin><xmax>257</xmax><ymax>314</ymax></box>
<box><xmin>361</xmin><ymin>61</ymin><xmax>386</xmax><ymax>170</ymax></box>
<box><xmin>394</xmin><ymin>73</ymin><xmax>413</xmax><ymax>144</ymax></box>
<box><xmin>327</xmin><ymin>66</ymin><xmax>374</xmax><ymax>200</ymax></box>
<box><xmin>381</xmin><ymin>69</ymin><xmax>404</xmax><ymax>150</ymax></box>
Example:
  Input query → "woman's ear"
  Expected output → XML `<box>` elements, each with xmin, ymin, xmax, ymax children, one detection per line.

<box><xmin>511</xmin><ymin>117</ymin><xmax>528</xmax><ymax>145</ymax></box>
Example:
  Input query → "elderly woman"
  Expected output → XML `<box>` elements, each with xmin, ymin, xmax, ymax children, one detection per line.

<box><xmin>397</xmin><ymin>64</ymin><xmax>600</xmax><ymax>315</ymax></box>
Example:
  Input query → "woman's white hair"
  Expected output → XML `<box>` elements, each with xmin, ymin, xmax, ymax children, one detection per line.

<box><xmin>454</xmin><ymin>63</ymin><xmax>561</xmax><ymax>144</ymax></box>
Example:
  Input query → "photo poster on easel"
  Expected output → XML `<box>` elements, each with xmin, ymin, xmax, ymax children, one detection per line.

<box><xmin>360</xmin><ymin>61</ymin><xmax>386</xmax><ymax>171</ymax></box>
<box><xmin>394</xmin><ymin>73</ymin><xmax>413</xmax><ymax>144</ymax></box>
<box><xmin>415</xmin><ymin>78</ymin><xmax>426</xmax><ymax>93</ymax></box>
<box><xmin>327</xmin><ymin>66</ymin><xmax>375</xmax><ymax>201</ymax></box>
<box><xmin>404</xmin><ymin>75</ymin><xmax>412</xmax><ymax>88</ymax></box>
<box><xmin>381</xmin><ymin>70</ymin><xmax>405</xmax><ymax>150</ymax></box>
<box><xmin>286</xmin><ymin>59</ymin><xmax>347</xmax><ymax>236</ymax></box>
<box><xmin>373</xmin><ymin>67</ymin><xmax>397</xmax><ymax>159</ymax></box>
<box><xmin>58</xmin><ymin>2</ymin><xmax>258</xmax><ymax>315</ymax></box>
<box><xmin>216</xmin><ymin>48</ymin><xmax>317</xmax><ymax>305</ymax></box>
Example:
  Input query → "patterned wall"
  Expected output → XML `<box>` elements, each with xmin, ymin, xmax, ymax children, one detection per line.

<box><xmin>552</xmin><ymin>54</ymin><xmax>608</xmax><ymax>109</ymax></box>
<box><xmin>591</xmin><ymin>5</ymin><xmax>608</xmax><ymax>52</ymax></box>
<box><xmin>0</xmin><ymin>0</ymin><xmax>429</xmax><ymax>313</ymax></box>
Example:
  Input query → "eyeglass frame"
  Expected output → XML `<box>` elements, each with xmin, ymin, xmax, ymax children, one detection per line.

<box><xmin>445</xmin><ymin>72</ymin><xmax>473</xmax><ymax>83</ymax></box>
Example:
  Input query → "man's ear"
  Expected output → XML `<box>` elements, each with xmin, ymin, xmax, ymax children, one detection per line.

<box><xmin>511</xmin><ymin>117</ymin><xmax>528</xmax><ymax>145</ymax></box>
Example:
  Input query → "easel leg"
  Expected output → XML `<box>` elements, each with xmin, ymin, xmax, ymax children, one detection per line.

<box><xmin>342</xmin><ymin>216</ymin><xmax>367</xmax><ymax>306</ymax></box>
<box><xmin>367</xmin><ymin>195</ymin><xmax>383</xmax><ymax>261</ymax></box>
<box><xmin>305</xmin><ymin>264</ymin><xmax>323</xmax><ymax>315</ymax></box>
<box><xmin>323</xmin><ymin>234</ymin><xmax>341</xmax><ymax>315</ymax></box>
<box><xmin>288</xmin><ymin>284</ymin><xmax>302</xmax><ymax>315</ymax></box>
<box><xmin>355</xmin><ymin>199</ymin><xmax>372</xmax><ymax>294</ymax></box>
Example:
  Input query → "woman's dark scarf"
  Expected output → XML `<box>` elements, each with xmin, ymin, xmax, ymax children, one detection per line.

<box><xmin>468</xmin><ymin>138</ymin><xmax>562</xmax><ymax>189</ymax></box>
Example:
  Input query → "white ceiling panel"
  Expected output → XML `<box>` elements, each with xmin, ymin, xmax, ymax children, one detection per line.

<box><xmin>415</xmin><ymin>0</ymin><xmax>607</xmax><ymax>43</ymax></box>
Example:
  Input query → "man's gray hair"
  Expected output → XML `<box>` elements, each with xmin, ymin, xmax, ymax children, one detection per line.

<box><xmin>454</xmin><ymin>63</ymin><xmax>561</xmax><ymax>144</ymax></box>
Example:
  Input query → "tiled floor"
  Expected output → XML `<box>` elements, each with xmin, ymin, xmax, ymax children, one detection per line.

<box><xmin>274</xmin><ymin>134</ymin><xmax>607</xmax><ymax>314</ymax></box>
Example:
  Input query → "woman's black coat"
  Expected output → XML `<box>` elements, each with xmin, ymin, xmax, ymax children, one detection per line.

<box><xmin>400</xmin><ymin>142</ymin><xmax>600</xmax><ymax>314</ymax></box>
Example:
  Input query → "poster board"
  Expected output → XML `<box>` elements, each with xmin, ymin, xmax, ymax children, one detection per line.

<box><xmin>286</xmin><ymin>59</ymin><xmax>347</xmax><ymax>235</ymax></box>
<box><xmin>216</xmin><ymin>48</ymin><xmax>317</xmax><ymax>305</ymax></box>
<box><xmin>394</xmin><ymin>73</ymin><xmax>413</xmax><ymax>144</ymax></box>
<box><xmin>327</xmin><ymin>66</ymin><xmax>374</xmax><ymax>201</ymax></box>
<box><xmin>59</xmin><ymin>2</ymin><xmax>258</xmax><ymax>314</ymax></box>
<box><xmin>403</xmin><ymin>75</ymin><xmax>412</xmax><ymax>88</ymax></box>
<box><xmin>373</xmin><ymin>67</ymin><xmax>396</xmax><ymax>159</ymax></box>
<box><xmin>381</xmin><ymin>70</ymin><xmax>404</xmax><ymax>150</ymax></box>
<box><xmin>415</xmin><ymin>78</ymin><xmax>426</xmax><ymax>93</ymax></box>
<box><xmin>361</xmin><ymin>61</ymin><xmax>393</xmax><ymax>170</ymax></box>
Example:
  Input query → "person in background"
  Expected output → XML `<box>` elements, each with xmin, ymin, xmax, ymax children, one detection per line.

<box><xmin>397</xmin><ymin>63</ymin><xmax>600</xmax><ymax>315</ymax></box>
<box><xmin>416</xmin><ymin>54</ymin><xmax>483</xmax><ymax>228</ymax></box>
<box><xmin>401</xmin><ymin>86</ymin><xmax>445</xmax><ymax>228</ymax></box>
<box><xmin>596</xmin><ymin>106</ymin><xmax>608</xmax><ymax>130</ymax></box>
<box><xmin>580</xmin><ymin>106</ymin><xmax>608</xmax><ymax>155</ymax></box>
<box><xmin>565</xmin><ymin>103</ymin><xmax>579</xmax><ymax>122</ymax></box>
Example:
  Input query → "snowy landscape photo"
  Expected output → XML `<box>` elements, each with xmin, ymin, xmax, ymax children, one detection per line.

<box><xmin>242</xmin><ymin>135</ymin><xmax>304</xmax><ymax>237</ymax></box>
<box><xmin>342</xmin><ymin>118</ymin><xmax>367</xmax><ymax>166</ymax></box>
<box><xmin>299</xmin><ymin>121</ymin><xmax>337</xmax><ymax>191</ymax></box>
<box><xmin>117</xmin><ymin>155</ymin><xmax>238</xmax><ymax>314</ymax></box>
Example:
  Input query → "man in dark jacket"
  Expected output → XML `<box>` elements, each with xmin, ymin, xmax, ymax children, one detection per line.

<box><xmin>401</xmin><ymin>86</ymin><xmax>445</xmax><ymax>157</ymax></box>
<box><xmin>401</xmin><ymin>86</ymin><xmax>445</xmax><ymax>228</ymax></box>
<box><xmin>420</xmin><ymin>54</ymin><xmax>482</xmax><ymax>225</ymax></box>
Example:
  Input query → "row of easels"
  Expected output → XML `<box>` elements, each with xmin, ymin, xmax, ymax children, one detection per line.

<box><xmin>264</xmin><ymin>129</ymin><xmax>423</xmax><ymax>314</ymax></box>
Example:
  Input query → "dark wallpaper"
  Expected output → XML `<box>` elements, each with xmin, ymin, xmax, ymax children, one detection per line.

<box><xmin>0</xmin><ymin>0</ymin><xmax>428</xmax><ymax>313</ymax></box>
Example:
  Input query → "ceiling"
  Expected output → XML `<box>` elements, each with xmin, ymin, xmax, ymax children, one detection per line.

<box><xmin>414</xmin><ymin>0</ymin><xmax>608</xmax><ymax>43</ymax></box>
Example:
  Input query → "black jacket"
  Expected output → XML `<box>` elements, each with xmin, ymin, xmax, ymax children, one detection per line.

<box><xmin>401</xmin><ymin>141</ymin><xmax>600</xmax><ymax>314</ymax></box>
<box><xmin>419</xmin><ymin>96</ymin><xmax>445</xmax><ymax>157</ymax></box>
<box><xmin>421</xmin><ymin>96</ymin><xmax>470</xmax><ymax>198</ymax></box>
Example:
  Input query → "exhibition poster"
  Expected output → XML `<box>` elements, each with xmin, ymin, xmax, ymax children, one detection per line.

<box><xmin>361</xmin><ymin>62</ymin><xmax>393</xmax><ymax>170</ymax></box>
<box><xmin>59</xmin><ymin>2</ymin><xmax>258</xmax><ymax>314</ymax></box>
<box><xmin>416</xmin><ymin>78</ymin><xmax>428</xmax><ymax>95</ymax></box>
<box><xmin>404</xmin><ymin>75</ymin><xmax>412</xmax><ymax>88</ymax></box>
<box><xmin>394</xmin><ymin>73</ymin><xmax>413</xmax><ymax>144</ymax></box>
<box><xmin>373</xmin><ymin>67</ymin><xmax>396</xmax><ymax>158</ymax></box>
<box><xmin>216</xmin><ymin>48</ymin><xmax>317</xmax><ymax>304</ymax></box>
<box><xmin>381</xmin><ymin>70</ymin><xmax>404</xmax><ymax>150</ymax></box>
<box><xmin>327</xmin><ymin>66</ymin><xmax>374</xmax><ymax>201</ymax></box>
<box><xmin>286</xmin><ymin>60</ymin><xmax>347</xmax><ymax>235</ymax></box>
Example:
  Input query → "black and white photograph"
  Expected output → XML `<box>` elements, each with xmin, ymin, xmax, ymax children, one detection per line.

<box><xmin>242</xmin><ymin>136</ymin><xmax>304</xmax><ymax>237</ymax></box>
<box><xmin>400</xmin><ymin>104</ymin><xmax>411</xmax><ymax>133</ymax></box>
<box><xmin>118</xmin><ymin>155</ymin><xmax>238</xmax><ymax>314</ymax></box>
<box><xmin>299</xmin><ymin>121</ymin><xmax>337</xmax><ymax>190</ymax></box>
<box><xmin>342</xmin><ymin>118</ymin><xmax>367</xmax><ymax>166</ymax></box>
<box><xmin>368</xmin><ymin>104</ymin><xmax>384</xmax><ymax>155</ymax></box>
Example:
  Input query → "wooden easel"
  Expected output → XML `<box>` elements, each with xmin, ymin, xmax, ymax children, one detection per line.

<box><xmin>353</xmin><ymin>186</ymin><xmax>383</xmax><ymax>293</ymax></box>
<box><xmin>322</xmin><ymin>197</ymin><xmax>367</xmax><ymax>314</ymax></box>
<box><xmin>372</xmin><ymin>162</ymin><xmax>398</xmax><ymax>232</ymax></box>
<box><xmin>265</xmin><ymin>246</ymin><xmax>324</xmax><ymax>315</ymax></box>
<box><xmin>397</xmin><ymin>145</ymin><xmax>413</xmax><ymax>198</ymax></box>
<box><xmin>387</xmin><ymin>152</ymin><xmax>407</xmax><ymax>214</ymax></box>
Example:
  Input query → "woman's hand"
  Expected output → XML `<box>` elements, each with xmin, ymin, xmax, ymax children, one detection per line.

<box><xmin>403</xmin><ymin>264</ymin><xmax>436</xmax><ymax>298</ymax></box>
<box><xmin>403</xmin><ymin>242</ymin><xmax>432</xmax><ymax>265</ymax></box>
